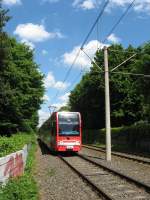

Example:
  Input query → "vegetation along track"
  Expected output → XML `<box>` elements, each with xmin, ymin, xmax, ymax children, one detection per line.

<box><xmin>59</xmin><ymin>153</ymin><xmax>150</xmax><ymax>200</ymax></box>
<box><xmin>83</xmin><ymin>145</ymin><xmax>150</xmax><ymax>165</ymax></box>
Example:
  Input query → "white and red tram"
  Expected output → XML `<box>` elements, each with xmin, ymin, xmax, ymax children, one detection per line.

<box><xmin>39</xmin><ymin>112</ymin><xmax>82</xmax><ymax>152</ymax></box>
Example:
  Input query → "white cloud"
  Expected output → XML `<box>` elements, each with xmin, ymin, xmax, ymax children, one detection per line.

<box><xmin>108</xmin><ymin>0</ymin><xmax>150</xmax><ymax>14</ymax></box>
<box><xmin>58</xmin><ymin>92</ymin><xmax>70</xmax><ymax>102</ymax></box>
<box><xmin>38</xmin><ymin>110</ymin><xmax>50</xmax><ymax>127</ymax></box>
<box><xmin>42</xmin><ymin>94</ymin><xmax>50</xmax><ymax>102</ymax></box>
<box><xmin>38</xmin><ymin>92</ymin><xmax>70</xmax><ymax>126</ymax></box>
<box><xmin>73</xmin><ymin>0</ymin><xmax>97</xmax><ymax>10</ymax></box>
<box><xmin>107</xmin><ymin>33</ymin><xmax>121</xmax><ymax>43</ymax></box>
<box><xmin>63</xmin><ymin>40</ymin><xmax>108</xmax><ymax>70</ymax></box>
<box><xmin>14</xmin><ymin>23</ymin><xmax>51</xmax><ymax>42</ymax></box>
<box><xmin>73</xmin><ymin>0</ymin><xmax>150</xmax><ymax>13</ymax></box>
<box><xmin>2</xmin><ymin>0</ymin><xmax>21</xmax><ymax>6</ymax></box>
<box><xmin>44</xmin><ymin>71</ymin><xmax>69</xmax><ymax>90</ymax></box>
<box><xmin>42</xmin><ymin>50</ymin><xmax>48</xmax><ymax>55</ymax></box>
<box><xmin>14</xmin><ymin>23</ymin><xmax>64</xmax><ymax>48</ymax></box>
<box><xmin>80</xmin><ymin>0</ymin><xmax>95</xmax><ymax>10</ymax></box>
<box><xmin>50</xmin><ymin>92</ymin><xmax>70</xmax><ymax>111</ymax></box>
<box><xmin>50</xmin><ymin>103</ymin><xmax>65</xmax><ymax>110</ymax></box>
<box><xmin>21</xmin><ymin>39</ymin><xmax>35</xmax><ymax>49</ymax></box>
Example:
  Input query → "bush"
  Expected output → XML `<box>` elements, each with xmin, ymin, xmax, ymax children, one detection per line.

<box><xmin>82</xmin><ymin>127</ymin><xmax>123</xmax><ymax>144</ymax></box>
<box><xmin>83</xmin><ymin>123</ymin><xmax>150</xmax><ymax>152</ymax></box>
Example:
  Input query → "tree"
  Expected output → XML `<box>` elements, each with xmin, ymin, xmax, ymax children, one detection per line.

<box><xmin>0</xmin><ymin>4</ymin><xmax>44</xmax><ymax>135</ymax></box>
<box><xmin>0</xmin><ymin>0</ymin><xmax>11</xmax><ymax>69</ymax></box>
<box><xmin>135</xmin><ymin>42</ymin><xmax>150</xmax><ymax>122</ymax></box>
<box><xmin>69</xmin><ymin>44</ymin><xmax>144</xmax><ymax>129</ymax></box>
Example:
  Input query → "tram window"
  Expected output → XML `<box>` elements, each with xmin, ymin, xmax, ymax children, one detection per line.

<box><xmin>58</xmin><ymin>113</ymin><xmax>80</xmax><ymax>136</ymax></box>
<box><xmin>59</xmin><ymin>124</ymin><xmax>79</xmax><ymax>136</ymax></box>
<box><xmin>58</xmin><ymin>113</ymin><xmax>79</xmax><ymax>124</ymax></box>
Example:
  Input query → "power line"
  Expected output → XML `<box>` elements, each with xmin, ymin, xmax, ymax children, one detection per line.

<box><xmin>81</xmin><ymin>0</ymin><xmax>109</xmax><ymax>50</ymax></box>
<box><xmin>54</xmin><ymin>66</ymin><xmax>89</xmax><ymax>101</ymax></box>
<box><xmin>62</xmin><ymin>71</ymin><xmax>83</xmax><ymax>94</ymax></box>
<box><xmin>111</xmin><ymin>71</ymin><xmax>150</xmax><ymax>78</ymax></box>
<box><xmin>80</xmin><ymin>0</ymin><xmax>138</xmax><ymax>82</ymax></box>
<box><xmin>50</xmin><ymin>49</ymin><xmax>81</xmax><ymax>103</ymax></box>
<box><xmin>50</xmin><ymin>0</ymin><xmax>140</xmax><ymax>105</ymax></box>
<box><xmin>102</xmin><ymin>0</ymin><xmax>136</xmax><ymax>43</ymax></box>
<box><xmin>50</xmin><ymin>1</ymin><xmax>109</xmax><ymax>104</ymax></box>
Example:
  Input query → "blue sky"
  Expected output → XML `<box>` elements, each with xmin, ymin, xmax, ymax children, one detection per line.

<box><xmin>2</xmin><ymin>0</ymin><xmax>150</xmax><ymax>126</ymax></box>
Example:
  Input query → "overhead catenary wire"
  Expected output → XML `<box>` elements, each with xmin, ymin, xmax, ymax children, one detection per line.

<box><xmin>61</xmin><ymin>71</ymin><xmax>84</xmax><ymax>95</ymax></box>
<box><xmin>79</xmin><ymin>0</ymin><xmax>137</xmax><ymax>75</ymax></box>
<box><xmin>111</xmin><ymin>71</ymin><xmax>150</xmax><ymax>78</ymax></box>
<box><xmin>95</xmin><ymin>0</ymin><xmax>101</xmax><ymax>50</ymax></box>
<box><xmin>49</xmin><ymin>71</ymin><xmax>85</xmax><ymax>111</ymax></box>
<box><xmin>50</xmin><ymin>0</ymin><xmax>148</xmax><ymax>107</ymax></box>
<box><xmin>54</xmin><ymin>65</ymin><xmax>90</xmax><ymax>104</ymax></box>
<box><xmin>81</xmin><ymin>0</ymin><xmax>109</xmax><ymax>50</ymax></box>
<box><xmin>102</xmin><ymin>0</ymin><xmax>136</xmax><ymax>44</ymax></box>
<box><xmin>50</xmin><ymin>1</ymin><xmax>109</xmax><ymax>104</ymax></box>
<box><xmin>50</xmin><ymin>48</ymin><xmax>81</xmax><ymax>103</ymax></box>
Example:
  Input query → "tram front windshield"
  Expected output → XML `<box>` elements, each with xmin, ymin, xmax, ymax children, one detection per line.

<box><xmin>58</xmin><ymin>113</ymin><xmax>80</xmax><ymax>136</ymax></box>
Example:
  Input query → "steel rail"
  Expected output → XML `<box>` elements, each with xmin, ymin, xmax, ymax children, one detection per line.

<box><xmin>59</xmin><ymin>155</ymin><xmax>114</xmax><ymax>200</ymax></box>
<box><xmin>78</xmin><ymin>153</ymin><xmax>150</xmax><ymax>192</ymax></box>
<box><xmin>83</xmin><ymin>145</ymin><xmax>150</xmax><ymax>165</ymax></box>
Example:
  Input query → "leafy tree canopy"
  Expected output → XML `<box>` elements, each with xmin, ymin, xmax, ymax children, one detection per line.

<box><xmin>69</xmin><ymin>43</ymin><xmax>150</xmax><ymax>129</ymax></box>
<box><xmin>0</xmin><ymin>5</ymin><xmax>44</xmax><ymax>135</ymax></box>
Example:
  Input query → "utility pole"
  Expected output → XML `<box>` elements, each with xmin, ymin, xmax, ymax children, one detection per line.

<box><xmin>104</xmin><ymin>46</ymin><xmax>111</xmax><ymax>162</ymax></box>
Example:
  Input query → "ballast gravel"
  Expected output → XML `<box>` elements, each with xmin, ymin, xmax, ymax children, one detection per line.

<box><xmin>35</xmin><ymin>143</ymin><xmax>102</xmax><ymax>200</ymax></box>
<box><xmin>81</xmin><ymin>147</ymin><xmax>150</xmax><ymax>186</ymax></box>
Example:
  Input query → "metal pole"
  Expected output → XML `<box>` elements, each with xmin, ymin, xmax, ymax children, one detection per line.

<box><xmin>104</xmin><ymin>46</ymin><xmax>111</xmax><ymax>162</ymax></box>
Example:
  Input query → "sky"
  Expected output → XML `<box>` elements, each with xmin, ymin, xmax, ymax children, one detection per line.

<box><xmin>2</xmin><ymin>0</ymin><xmax>150</xmax><ymax>126</ymax></box>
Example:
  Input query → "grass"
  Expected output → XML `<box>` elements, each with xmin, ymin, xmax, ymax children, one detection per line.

<box><xmin>0</xmin><ymin>134</ymin><xmax>38</xmax><ymax>200</ymax></box>
<box><xmin>0</xmin><ymin>133</ymin><xmax>36</xmax><ymax>157</ymax></box>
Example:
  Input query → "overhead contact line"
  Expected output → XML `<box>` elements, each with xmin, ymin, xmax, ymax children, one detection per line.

<box><xmin>111</xmin><ymin>71</ymin><xmax>150</xmax><ymax>78</ymax></box>
<box><xmin>81</xmin><ymin>0</ymin><xmax>109</xmax><ymax>50</ymax></box>
<box><xmin>50</xmin><ymin>49</ymin><xmax>81</xmax><ymax>103</ymax></box>
<box><xmin>50</xmin><ymin>1</ymin><xmax>109</xmax><ymax>104</ymax></box>
<box><xmin>102</xmin><ymin>0</ymin><xmax>136</xmax><ymax>44</ymax></box>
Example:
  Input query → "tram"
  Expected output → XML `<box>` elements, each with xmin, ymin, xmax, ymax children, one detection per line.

<box><xmin>39</xmin><ymin>112</ymin><xmax>82</xmax><ymax>152</ymax></box>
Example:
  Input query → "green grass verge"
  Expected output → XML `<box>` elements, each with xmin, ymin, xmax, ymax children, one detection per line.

<box><xmin>0</xmin><ymin>133</ymin><xmax>36</xmax><ymax>157</ymax></box>
<box><xmin>0</xmin><ymin>137</ymin><xmax>38</xmax><ymax>200</ymax></box>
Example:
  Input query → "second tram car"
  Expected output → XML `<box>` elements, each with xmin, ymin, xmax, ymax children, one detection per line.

<box><xmin>39</xmin><ymin>112</ymin><xmax>82</xmax><ymax>152</ymax></box>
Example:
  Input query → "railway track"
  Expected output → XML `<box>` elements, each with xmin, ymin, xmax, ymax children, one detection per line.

<box><xmin>60</xmin><ymin>153</ymin><xmax>150</xmax><ymax>200</ymax></box>
<box><xmin>83</xmin><ymin>145</ymin><xmax>150</xmax><ymax>165</ymax></box>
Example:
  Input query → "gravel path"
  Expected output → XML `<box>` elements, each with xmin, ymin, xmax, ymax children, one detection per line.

<box><xmin>35</xmin><ymin>142</ymin><xmax>102</xmax><ymax>200</ymax></box>
<box><xmin>81</xmin><ymin>147</ymin><xmax>150</xmax><ymax>186</ymax></box>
